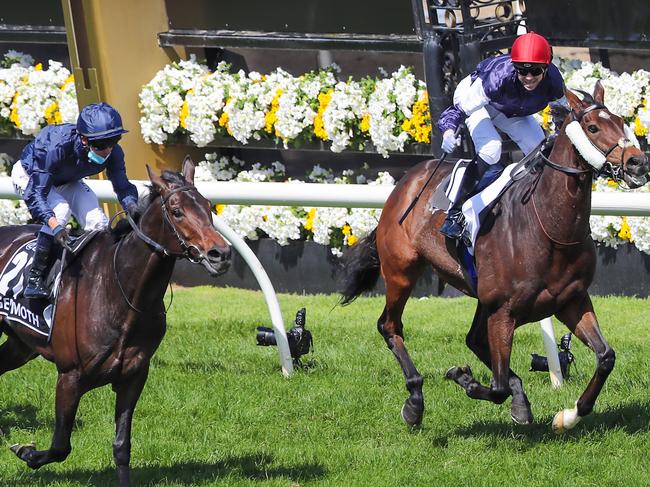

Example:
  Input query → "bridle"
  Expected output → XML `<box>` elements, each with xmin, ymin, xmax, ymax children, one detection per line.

<box><xmin>113</xmin><ymin>184</ymin><xmax>211</xmax><ymax>313</ymax></box>
<box><xmin>528</xmin><ymin>102</ymin><xmax>634</xmax><ymax>245</ymax></box>
<box><xmin>126</xmin><ymin>185</ymin><xmax>209</xmax><ymax>263</ymax></box>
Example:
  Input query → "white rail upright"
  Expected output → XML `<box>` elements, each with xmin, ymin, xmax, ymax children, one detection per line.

<box><xmin>3</xmin><ymin>176</ymin><xmax>650</xmax><ymax>385</ymax></box>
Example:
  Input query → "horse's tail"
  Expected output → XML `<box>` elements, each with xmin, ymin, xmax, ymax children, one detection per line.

<box><xmin>339</xmin><ymin>228</ymin><xmax>380</xmax><ymax>305</ymax></box>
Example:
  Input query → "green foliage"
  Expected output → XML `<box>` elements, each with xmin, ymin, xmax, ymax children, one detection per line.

<box><xmin>1</xmin><ymin>289</ymin><xmax>649</xmax><ymax>486</ymax></box>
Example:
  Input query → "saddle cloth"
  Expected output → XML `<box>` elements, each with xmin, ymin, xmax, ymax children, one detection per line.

<box><xmin>429</xmin><ymin>159</ymin><xmax>527</xmax><ymax>255</ymax></box>
<box><xmin>0</xmin><ymin>231</ymin><xmax>99</xmax><ymax>339</ymax></box>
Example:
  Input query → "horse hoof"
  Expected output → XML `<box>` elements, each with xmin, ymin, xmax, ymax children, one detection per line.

<box><xmin>10</xmin><ymin>443</ymin><xmax>35</xmax><ymax>460</ymax></box>
<box><xmin>400</xmin><ymin>398</ymin><xmax>424</xmax><ymax>428</ymax></box>
<box><xmin>552</xmin><ymin>407</ymin><xmax>581</xmax><ymax>434</ymax></box>
<box><xmin>510</xmin><ymin>400</ymin><xmax>533</xmax><ymax>425</ymax></box>
<box><xmin>444</xmin><ymin>365</ymin><xmax>472</xmax><ymax>381</ymax></box>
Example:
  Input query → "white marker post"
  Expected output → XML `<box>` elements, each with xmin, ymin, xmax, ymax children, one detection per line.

<box><xmin>539</xmin><ymin>317</ymin><xmax>563</xmax><ymax>388</ymax></box>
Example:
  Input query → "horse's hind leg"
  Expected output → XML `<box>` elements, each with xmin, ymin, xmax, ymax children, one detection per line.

<box><xmin>446</xmin><ymin>305</ymin><xmax>514</xmax><ymax>405</ymax></box>
<box><xmin>12</xmin><ymin>371</ymin><xmax>81</xmax><ymax>469</ymax></box>
<box><xmin>378</xmin><ymin>259</ymin><xmax>424</xmax><ymax>427</ymax></box>
<box><xmin>0</xmin><ymin>332</ymin><xmax>37</xmax><ymax>376</ymax></box>
<box><xmin>552</xmin><ymin>294</ymin><xmax>613</xmax><ymax>433</ymax></box>
<box><xmin>446</xmin><ymin>303</ymin><xmax>533</xmax><ymax>424</ymax></box>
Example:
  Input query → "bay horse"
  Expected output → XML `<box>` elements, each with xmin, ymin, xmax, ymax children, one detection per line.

<box><xmin>340</xmin><ymin>82</ymin><xmax>650</xmax><ymax>432</ymax></box>
<box><xmin>0</xmin><ymin>157</ymin><xmax>231</xmax><ymax>486</ymax></box>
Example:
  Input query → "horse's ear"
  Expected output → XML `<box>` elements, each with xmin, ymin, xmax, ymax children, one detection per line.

<box><xmin>182</xmin><ymin>155</ymin><xmax>195</xmax><ymax>185</ymax></box>
<box><xmin>146</xmin><ymin>164</ymin><xmax>165</xmax><ymax>192</ymax></box>
<box><xmin>593</xmin><ymin>80</ymin><xmax>605</xmax><ymax>105</ymax></box>
<box><xmin>564</xmin><ymin>88</ymin><xmax>584</xmax><ymax>112</ymax></box>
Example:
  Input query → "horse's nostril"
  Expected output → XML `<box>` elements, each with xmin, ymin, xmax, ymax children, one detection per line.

<box><xmin>208</xmin><ymin>246</ymin><xmax>231</xmax><ymax>262</ymax></box>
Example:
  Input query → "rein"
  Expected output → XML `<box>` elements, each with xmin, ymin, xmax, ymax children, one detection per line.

<box><xmin>526</xmin><ymin>102</ymin><xmax>627</xmax><ymax>246</ymax></box>
<box><xmin>112</xmin><ymin>185</ymin><xmax>204</xmax><ymax>314</ymax></box>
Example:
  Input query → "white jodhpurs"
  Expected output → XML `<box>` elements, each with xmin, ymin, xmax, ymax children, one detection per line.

<box><xmin>465</xmin><ymin>104</ymin><xmax>545</xmax><ymax>166</ymax></box>
<box><xmin>11</xmin><ymin>162</ymin><xmax>109</xmax><ymax>230</ymax></box>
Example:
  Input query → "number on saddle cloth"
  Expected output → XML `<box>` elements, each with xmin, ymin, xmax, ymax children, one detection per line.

<box><xmin>0</xmin><ymin>231</ymin><xmax>102</xmax><ymax>338</ymax></box>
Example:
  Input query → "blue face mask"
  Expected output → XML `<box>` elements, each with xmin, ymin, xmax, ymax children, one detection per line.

<box><xmin>88</xmin><ymin>149</ymin><xmax>109</xmax><ymax>165</ymax></box>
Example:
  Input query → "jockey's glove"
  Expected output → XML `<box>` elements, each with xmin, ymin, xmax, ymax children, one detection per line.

<box><xmin>126</xmin><ymin>203</ymin><xmax>139</xmax><ymax>219</ymax></box>
<box><xmin>441</xmin><ymin>129</ymin><xmax>461</xmax><ymax>154</ymax></box>
<box><xmin>53</xmin><ymin>225</ymin><xmax>72</xmax><ymax>251</ymax></box>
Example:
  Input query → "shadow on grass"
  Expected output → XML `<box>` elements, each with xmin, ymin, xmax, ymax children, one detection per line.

<box><xmin>0</xmin><ymin>403</ymin><xmax>43</xmax><ymax>437</ymax></box>
<box><xmin>20</xmin><ymin>453</ymin><xmax>326</xmax><ymax>485</ymax></box>
<box><xmin>432</xmin><ymin>400</ymin><xmax>650</xmax><ymax>448</ymax></box>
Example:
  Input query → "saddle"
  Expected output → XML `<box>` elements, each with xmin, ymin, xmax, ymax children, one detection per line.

<box><xmin>0</xmin><ymin>231</ymin><xmax>100</xmax><ymax>339</ymax></box>
<box><xmin>427</xmin><ymin>138</ymin><xmax>555</xmax><ymax>292</ymax></box>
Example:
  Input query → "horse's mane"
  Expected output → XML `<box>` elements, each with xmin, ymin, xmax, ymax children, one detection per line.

<box><xmin>109</xmin><ymin>170</ymin><xmax>189</xmax><ymax>238</ymax></box>
<box><xmin>550</xmin><ymin>100</ymin><xmax>571</xmax><ymax>130</ymax></box>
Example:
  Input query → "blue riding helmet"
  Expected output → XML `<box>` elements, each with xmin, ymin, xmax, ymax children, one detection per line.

<box><xmin>76</xmin><ymin>102</ymin><xmax>129</xmax><ymax>141</ymax></box>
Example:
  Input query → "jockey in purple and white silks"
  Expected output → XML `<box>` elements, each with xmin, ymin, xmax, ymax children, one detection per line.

<box><xmin>11</xmin><ymin>102</ymin><xmax>139</xmax><ymax>299</ymax></box>
<box><xmin>437</xmin><ymin>32</ymin><xmax>565</xmax><ymax>241</ymax></box>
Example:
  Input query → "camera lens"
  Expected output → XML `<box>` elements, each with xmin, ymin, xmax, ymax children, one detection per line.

<box><xmin>256</xmin><ymin>327</ymin><xmax>277</xmax><ymax>346</ymax></box>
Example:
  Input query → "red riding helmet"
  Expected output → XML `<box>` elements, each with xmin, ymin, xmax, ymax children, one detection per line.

<box><xmin>511</xmin><ymin>32</ymin><xmax>552</xmax><ymax>65</ymax></box>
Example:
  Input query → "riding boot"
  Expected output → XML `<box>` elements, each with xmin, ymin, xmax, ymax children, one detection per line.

<box><xmin>23</xmin><ymin>232</ymin><xmax>53</xmax><ymax>299</ymax></box>
<box><xmin>440</xmin><ymin>157</ymin><xmax>493</xmax><ymax>241</ymax></box>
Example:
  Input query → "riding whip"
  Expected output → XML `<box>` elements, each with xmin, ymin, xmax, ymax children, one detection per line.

<box><xmin>398</xmin><ymin>125</ymin><xmax>463</xmax><ymax>225</ymax></box>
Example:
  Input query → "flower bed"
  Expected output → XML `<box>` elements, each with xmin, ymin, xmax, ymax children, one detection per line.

<box><xmin>137</xmin><ymin>56</ymin><xmax>650</xmax><ymax>156</ymax></box>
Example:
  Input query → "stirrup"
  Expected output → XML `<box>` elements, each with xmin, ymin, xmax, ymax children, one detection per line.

<box><xmin>440</xmin><ymin>211</ymin><xmax>465</xmax><ymax>239</ymax></box>
<box><xmin>23</xmin><ymin>279</ymin><xmax>50</xmax><ymax>300</ymax></box>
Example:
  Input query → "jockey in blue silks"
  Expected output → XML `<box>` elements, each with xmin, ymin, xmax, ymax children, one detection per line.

<box><xmin>11</xmin><ymin>102</ymin><xmax>139</xmax><ymax>299</ymax></box>
<box><xmin>437</xmin><ymin>32</ymin><xmax>565</xmax><ymax>241</ymax></box>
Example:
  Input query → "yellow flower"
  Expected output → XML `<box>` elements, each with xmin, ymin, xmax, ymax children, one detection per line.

<box><xmin>313</xmin><ymin>90</ymin><xmax>333</xmax><ymax>141</ymax></box>
<box><xmin>541</xmin><ymin>105</ymin><xmax>551</xmax><ymax>131</ymax></box>
<box><xmin>342</xmin><ymin>224</ymin><xmax>351</xmax><ymax>235</ymax></box>
<box><xmin>44</xmin><ymin>102</ymin><xmax>59</xmax><ymax>125</ymax></box>
<box><xmin>402</xmin><ymin>93</ymin><xmax>431</xmax><ymax>143</ymax></box>
<box><xmin>9</xmin><ymin>92</ymin><xmax>20</xmax><ymax>128</ymax></box>
<box><xmin>360</xmin><ymin>114</ymin><xmax>370</xmax><ymax>133</ymax></box>
<box><xmin>304</xmin><ymin>208</ymin><xmax>317</xmax><ymax>231</ymax></box>
<box><xmin>634</xmin><ymin>115</ymin><xmax>648</xmax><ymax>137</ymax></box>
<box><xmin>215</xmin><ymin>204</ymin><xmax>226</xmax><ymax>215</ymax></box>
<box><xmin>265</xmin><ymin>88</ymin><xmax>282</xmax><ymax>133</ymax></box>
<box><xmin>607</xmin><ymin>179</ymin><xmax>618</xmax><ymax>187</ymax></box>
<box><xmin>61</xmin><ymin>74</ymin><xmax>75</xmax><ymax>89</ymax></box>
<box><xmin>347</xmin><ymin>234</ymin><xmax>358</xmax><ymax>246</ymax></box>
<box><xmin>34</xmin><ymin>63</ymin><xmax>42</xmax><ymax>71</ymax></box>
<box><xmin>179</xmin><ymin>89</ymin><xmax>193</xmax><ymax>129</ymax></box>
<box><xmin>618</xmin><ymin>217</ymin><xmax>632</xmax><ymax>241</ymax></box>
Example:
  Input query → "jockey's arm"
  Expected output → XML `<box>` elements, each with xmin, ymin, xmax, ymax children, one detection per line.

<box><xmin>105</xmin><ymin>145</ymin><xmax>138</xmax><ymax>211</ymax></box>
<box><xmin>437</xmin><ymin>75</ymin><xmax>491</xmax><ymax>135</ymax></box>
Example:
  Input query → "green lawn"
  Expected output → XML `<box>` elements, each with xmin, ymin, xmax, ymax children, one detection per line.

<box><xmin>1</xmin><ymin>287</ymin><xmax>649</xmax><ymax>486</ymax></box>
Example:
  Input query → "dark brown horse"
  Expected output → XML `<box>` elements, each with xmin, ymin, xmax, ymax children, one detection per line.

<box><xmin>341</xmin><ymin>82</ymin><xmax>650</xmax><ymax>432</ymax></box>
<box><xmin>0</xmin><ymin>158</ymin><xmax>230</xmax><ymax>486</ymax></box>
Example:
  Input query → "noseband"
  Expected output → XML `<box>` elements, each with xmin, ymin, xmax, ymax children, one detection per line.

<box><xmin>126</xmin><ymin>185</ymin><xmax>208</xmax><ymax>264</ymax></box>
<box><xmin>565</xmin><ymin>103</ymin><xmax>635</xmax><ymax>182</ymax></box>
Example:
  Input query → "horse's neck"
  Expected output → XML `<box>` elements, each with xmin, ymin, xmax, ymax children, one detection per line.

<box><xmin>120</xmin><ymin>213</ymin><xmax>177</xmax><ymax>299</ymax></box>
<box><xmin>534</xmin><ymin>133</ymin><xmax>594</xmax><ymax>242</ymax></box>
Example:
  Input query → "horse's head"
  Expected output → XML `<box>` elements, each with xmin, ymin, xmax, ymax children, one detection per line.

<box><xmin>144</xmin><ymin>156</ymin><xmax>231</xmax><ymax>276</ymax></box>
<box><xmin>563</xmin><ymin>81</ymin><xmax>649</xmax><ymax>188</ymax></box>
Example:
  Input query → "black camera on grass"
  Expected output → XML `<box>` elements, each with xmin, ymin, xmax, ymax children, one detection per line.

<box><xmin>256</xmin><ymin>308</ymin><xmax>313</xmax><ymax>361</ymax></box>
<box><xmin>530</xmin><ymin>332</ymin><xmax>575</xmax><ymax>379</ymax></box>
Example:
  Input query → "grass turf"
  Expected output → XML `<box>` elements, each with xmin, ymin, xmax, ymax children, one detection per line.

<box><xmin>1</xmin><ymin>287</ymin><xmax>649</xmax><ymax>486</ymax></box>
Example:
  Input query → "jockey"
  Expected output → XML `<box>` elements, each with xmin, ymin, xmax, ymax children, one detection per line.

<box><xmin>437</xmin><ymin>31</ymin><xmax>565</xmax><ymax>241</ymax></box>
<box><xmin>11</xmin><ymin>102</ymin><xmax>139</xmax><ymax>299</ymax></box>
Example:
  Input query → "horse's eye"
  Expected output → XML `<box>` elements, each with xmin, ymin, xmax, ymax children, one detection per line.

<box><xmin>587</xmin><ymin>125</ymin><xmax>599</xmax><ymax>133</ymax></box>
<box><xmin>172</xmin><ymin>208</ymin><xmax>183</xmax><ymax>218</ymax></box>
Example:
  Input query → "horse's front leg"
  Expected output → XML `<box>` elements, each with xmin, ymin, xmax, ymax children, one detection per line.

<box><xmin>553</xmin><ymin>293</ymin><xmax>614</xmax><ymax>433</ymax></box>
<box><xmin>12</xmin><ymin>371</ymin><xmax>81</xmax><ymax>469</ymax></box>
<box><xmin>379</xmin><ymin>263</ymin><xmax>424</xmax><ymax>427</ymax></box>
<box><xmin>446</xmin><ymin>303</ymin><xmax>532</xmax><ymax>424</ymax></box>
<box><xmin>112</xmin><ymin>365</ymin><xmax>150</xmax><ymax>487</ymax></box>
